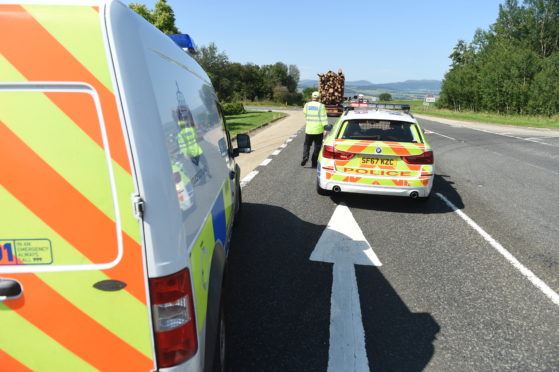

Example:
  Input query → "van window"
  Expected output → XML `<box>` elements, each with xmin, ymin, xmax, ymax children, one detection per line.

<box><xmin>142</xmin><ymin>49</ymin><xmax>230</xmax><ymax>246</ymax></box>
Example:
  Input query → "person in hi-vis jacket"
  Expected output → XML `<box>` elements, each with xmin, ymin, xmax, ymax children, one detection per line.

<box><xmin>301</xmin><ymin>91</ymin><xmax>328</xmax><ymax>168</ymax></box>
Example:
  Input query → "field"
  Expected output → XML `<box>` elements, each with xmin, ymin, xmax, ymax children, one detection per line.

<box><xmin>386</xmin><ymin>100</ymin><xmax>559</xmax><ymax>130</ymax></box>
<box><xmin>225</xmin><ymin>110</ymin><xmax>287</xmax><ymax>136</ymax></box>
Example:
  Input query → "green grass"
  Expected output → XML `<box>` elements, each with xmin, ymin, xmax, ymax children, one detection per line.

<box><xmin>226</xmin><ymin>110</ymin><xmax>287</xmax><ymax>136</ymax></box>
<box><xmin>380</xmin><ymin>100</ymin><xmax>559</xmax><ymax>130</ymax></box>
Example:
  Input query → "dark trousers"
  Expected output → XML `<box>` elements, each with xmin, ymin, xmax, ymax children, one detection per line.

<box><xmin>302</xmin><ymin>133</ymin><xmax>323</xmax><ymax>165</ymax></box>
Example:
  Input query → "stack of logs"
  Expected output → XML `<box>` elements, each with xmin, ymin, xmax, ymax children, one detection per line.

<box><xmin>318</xmin><ymin>69</ymin><xmax>345</xmax><ymax>105</ymax></box>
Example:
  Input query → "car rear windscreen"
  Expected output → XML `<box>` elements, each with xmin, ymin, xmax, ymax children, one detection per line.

<box><xmin>340</xmin><ymin>120</ymin><xmax>417</xmax><ymax>142</ymax></box>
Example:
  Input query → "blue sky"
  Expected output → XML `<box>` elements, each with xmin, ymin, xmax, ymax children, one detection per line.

<box><xmin>126</xmin><ymin>0</ymin><xmax>506</xmax><ymax>84</ymax></box>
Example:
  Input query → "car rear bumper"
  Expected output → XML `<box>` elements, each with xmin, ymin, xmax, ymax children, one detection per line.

<box><xmin>318</xmin><ymin>170</ymin><xmax>433</xmax><ymax>197</ymax></box>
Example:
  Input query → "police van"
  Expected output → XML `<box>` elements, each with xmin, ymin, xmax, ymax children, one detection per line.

<box><xmin>0</xmin><ymin>1</ymin><xmax>250</xmax><ymax>371</ymax></box>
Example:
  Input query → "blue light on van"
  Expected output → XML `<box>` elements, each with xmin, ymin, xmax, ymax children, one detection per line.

<box><xmin>168</xmin><ymin>34</ymin><xmax>197</xmax><ymax>53</ymax></box>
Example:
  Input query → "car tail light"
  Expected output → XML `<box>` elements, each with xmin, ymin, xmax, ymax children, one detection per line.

<box><xmin>149</xmin><ymin>268</ymin><xmax>197</xmax><ymax>368</ymax></box>
<box><xmin>402</xmin><ymin>151</ymin><xmax>434</xmax><ymax>164</ymax></box>
<box><xmin>322</xmin><ymin>145</ymin><xmax>355</xmax><ymax>160</ymax></box>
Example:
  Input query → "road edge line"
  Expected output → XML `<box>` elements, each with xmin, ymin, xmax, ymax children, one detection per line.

<box><xmin>436</xmin><ymin>192</ymin><xmax>559</xmax><ymax>306</ymax></box>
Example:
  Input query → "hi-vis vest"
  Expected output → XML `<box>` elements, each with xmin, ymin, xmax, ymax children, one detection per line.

<box><xmin>178</xmin><ymin>123</ymin><xmax>203</xmax><ymax>158</ymax></box>
<box><xmin>303</xmin><ymin>101</ymin><xmax>327</xmax><ymax>134</ymax></box>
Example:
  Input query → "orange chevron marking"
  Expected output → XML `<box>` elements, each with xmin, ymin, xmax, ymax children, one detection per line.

<box><xmin>345</xmin><ymin>145</ymin><xmax>366</xmax><ymax>153</ymax></box>
<box><xmin>0</xmin><ymin>122</ymin><xmax>146</xmax><ymax>303</ymax></box>
<box><xmin>0</xmin><ymin>350</ymin><xmax>33</xmax><ymax>372</ymax></box>
<box><xmin>5</xmin><ymin>275</ymin><xmax>153</xmax><ymax>371</ymax></box>
<box><xmin>386</xmin><ymin>143</ymin><xmax>411</xmax><ymax>156</ymax></box>
<box><xmin>0</xmin><ymin>5</ymin><xmax>131</xmax><ymax>174</ymax></box>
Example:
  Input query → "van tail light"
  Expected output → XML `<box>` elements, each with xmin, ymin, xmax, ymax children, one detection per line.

<box><xmin>402</xmin><ymin>151</ymin><xmax>434</xmax><ymax>165</ymax></box>
<box><xmin>322</xmin><ymin>145</ymin><xmax>355</xmax><ymax>160</ymax></box>
<box><xmin>149</xmin><ymin>268</ymin><xmax>197</xmax><ymax>368</ymax></box>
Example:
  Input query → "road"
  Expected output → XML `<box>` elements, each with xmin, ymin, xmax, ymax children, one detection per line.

<box><xmin>225</xmin><ymin>112</ymin><xmax>559</xmax><ymax>371</ymax></box>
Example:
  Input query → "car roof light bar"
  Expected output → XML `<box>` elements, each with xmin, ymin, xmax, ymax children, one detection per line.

<box><xmin>344</xmin><ymin>102</ymin><xmax>411</xmax><ymax>113</ymax></box>
<box><xmin>168</xmin><ymin>34</ymin><xmax>197</xmax><ymax>54</ymax></box>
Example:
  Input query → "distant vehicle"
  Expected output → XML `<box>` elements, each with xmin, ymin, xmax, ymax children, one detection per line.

<box><xmin>0</xmin><ymin>1</ymin><xmax>251</xmax><ymax>371</ymax></box>
<box><xmin>317</xmin><ymin>104</ymin><xmax>434</xmax><ymax>200</ymax></box>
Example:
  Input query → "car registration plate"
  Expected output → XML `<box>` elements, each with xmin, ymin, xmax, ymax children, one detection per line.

<box><xmin>360</xmin><ymin>157</ymin><xmax>395</xmax><ymax>166</ymax></box>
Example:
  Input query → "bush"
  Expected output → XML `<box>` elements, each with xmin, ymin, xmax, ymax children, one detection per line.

<box><xmin>222</xmin><ymin>102</ymin><xmax>246</xmax><ymax>115</ymax></box>
<box><xmin>379</xmin><ymin>93</ymin><xmax>392</xmax><ymax>101</ymax></box>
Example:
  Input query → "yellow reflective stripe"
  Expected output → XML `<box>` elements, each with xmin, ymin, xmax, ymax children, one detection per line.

<box><xmin>0</xmin><ymin>186</ymin><xmax>152</xmax><ymax>358</ymax></box>
<box><xmin>0</xmin><ymin>54</ymin><xmax>26</xmax><ymax>82</ymax></box>
<box><xmin>0</xmin><ymin>304</ymin><xmax>97</xmax><ymax>372</ymax></box>
<box><xmin>0</xmin><ymin>60</ymin><xmax>138</xmax><ymax>242</ymax></box>
<box><xmin>190</xmin><ymin>215</ymin><xmax>215</xmax><ymax>330</ymax></box>
<box><xmin>23</xmin><ymin>4</ymin><xmax>113</xmax><ymax>93</ymax></box>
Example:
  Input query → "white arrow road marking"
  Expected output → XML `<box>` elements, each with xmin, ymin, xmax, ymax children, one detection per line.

<box><xmin>311</xmin><ymin>203</ymin><xmax>381</xmax><ymax>372</ymax></box>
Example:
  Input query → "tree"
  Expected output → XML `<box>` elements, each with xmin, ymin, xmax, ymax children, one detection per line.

<box><xmin>194</xmin><ymin>43</ymin><xmax>231</xmax><ymax>100</ymax></box>
<box><xmin>287</xmin><ymin>64</ymin><xmax>300</xmax><ymax>92</ymax></box>
<box><xmin>379</xmin><ymin>93</ymin><xmax>392</xmax><ymax>101</ymax></box>
<box><xmin>129</xmin><ymin>0</ymin><xmax>179</xmax><ymax>34</ymax></box>
<box><xmin>302</xmin><ymin>87</ymin><xmax>317</xmax><ymax>101</ymax></box>
<box><xmin>128</xmin><ymin>3</ymin><xmax>154</xmax><ymax>23</ymax></box>
<box><xmin>272</xmin><ymin>85</ymin><xmax>290</xmax><ymax>103</ymax></box>
<box><xmin>153</xmin><ymin>0</ymin><xmax>179</xmax><ymax>34</ymax></box>
<box><xmin>439</xmin><ymin>0</ymin><xmax>559</xmax><ymax>115</ymax></box>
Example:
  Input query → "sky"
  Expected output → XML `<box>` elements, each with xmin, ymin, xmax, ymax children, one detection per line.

<box><xmin>125</xmin><ymin>0</ymin><xmax>506</xmax><ymax>84</ymax></box>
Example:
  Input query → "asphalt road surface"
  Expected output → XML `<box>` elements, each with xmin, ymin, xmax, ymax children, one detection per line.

<box><xmin>224</xmin><ymin>114</ymin><xmax>559</xmax><ymax>371</ymax></box>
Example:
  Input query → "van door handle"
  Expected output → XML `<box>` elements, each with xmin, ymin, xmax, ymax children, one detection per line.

<box><xmin>0</xmin><ymin>278</ymin><xmax>23</xmax><ymax>302</ymax></box>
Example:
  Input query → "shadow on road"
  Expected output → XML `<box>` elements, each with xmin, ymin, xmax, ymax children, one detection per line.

<box><xmin>334</xmin><ymin>173</ymin><xmax>464</xmax><ymax>214</ymax></box>
<box><xmin>225</xmin><ymin>202</ymin><xmax>440</xmax><ymax>371</ymax></box>
<box><xmin>357</xmin><ymin>265</ymin><xmax>440</xmax><ymax>371</ymax></box>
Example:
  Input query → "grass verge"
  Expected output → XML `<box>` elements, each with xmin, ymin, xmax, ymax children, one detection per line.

<box><xmin>226</xmin><ymin>110</ymin><xmax>287</xmax><ymax>136</ymax></box>
<box><xmin>384</xmin><ymin>100</ymin><xmax>559</xmax><ymax>130</ymax></box>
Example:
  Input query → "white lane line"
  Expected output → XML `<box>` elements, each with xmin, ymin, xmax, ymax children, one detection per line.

<box><xmin>467</xmin><ymin>127</ymin><xmax>559</xmax><ymax>148</ymax></box>
<box><xmin>428</xmin><ymin>130</ymin><xmax>457</xmax><ymax>141</ymax></box>
<box><xmin>240</xmin><ymin>170</ymin><xmax>259</xmax><ymax>188</ymax></box>
<box><xmin>436</xmin><ymin>193</ymin><xmax>559</xmax><ymax>306</ymax></box>
<box><xmin>260</xmin><ymin>158</ymin><xmax>272</xmax><ymax>167</ymax></box>
<box><xmin>240</xmin><ymin>132</ymin><xmax>301</xmax><ymax>187</ymax></box>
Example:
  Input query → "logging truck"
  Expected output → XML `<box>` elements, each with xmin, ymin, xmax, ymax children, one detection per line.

<box><xmin>318</xmin><ymin>69</ymin><xmax>345</xmax><ymax>116</ymax></box>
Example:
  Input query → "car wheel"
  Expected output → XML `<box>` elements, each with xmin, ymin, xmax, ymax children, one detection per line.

<box><xmin>316</xmin><ymin>180</ymin><xmax>330</xmax><ymax>196</ymax></box>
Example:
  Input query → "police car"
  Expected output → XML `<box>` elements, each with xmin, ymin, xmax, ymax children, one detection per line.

<box><xmin>317</xmin><ymin>103</ymin><xmax>434</xmax><ymax>200</ymax></box>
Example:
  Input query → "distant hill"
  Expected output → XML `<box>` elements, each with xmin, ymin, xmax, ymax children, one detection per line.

<box><xmin>298</xmin><ymin>79</ymin><xmax>441</xmax><ymax>100</ymax></box>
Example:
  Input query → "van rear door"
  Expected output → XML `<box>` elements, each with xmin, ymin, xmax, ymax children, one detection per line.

<box><xmin>0</xmin><ymin>4</ymin><xmax>155</xmax><ymax>371</ymax></box>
